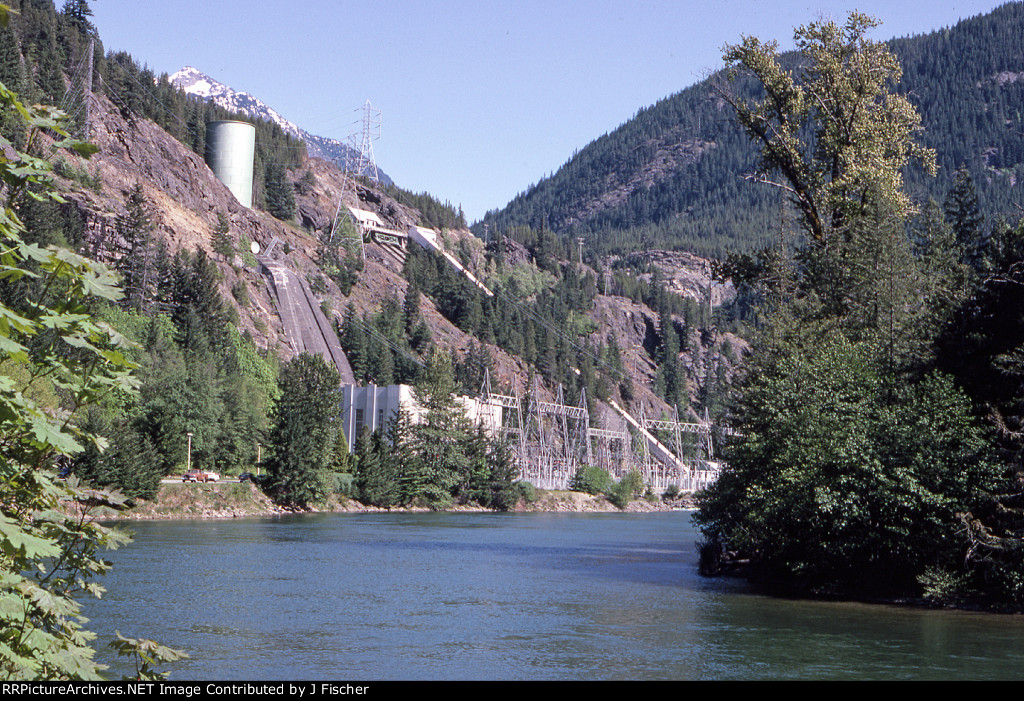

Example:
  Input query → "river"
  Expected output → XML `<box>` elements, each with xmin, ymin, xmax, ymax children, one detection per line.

<box><xmin>80</xmin><ymin>511</ymin><xmax>1024</xmax><ymax>680</ymax></box>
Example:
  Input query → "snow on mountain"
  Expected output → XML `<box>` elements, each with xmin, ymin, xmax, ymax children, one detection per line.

<box><xmin>170</xmin><ymin>66</ymin><xmax>391</xmax><ymax>184</ymax></box>
<box><xmin>171</xmin><ymin>66</ymin><xmax>298</xmax><ymax>137</ymax></box>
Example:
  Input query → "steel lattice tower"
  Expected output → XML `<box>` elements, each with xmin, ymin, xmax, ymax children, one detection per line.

<box><xmin>348</xmin><ymin>100</ymin><xmax>381</xmax><ymax>183</ymax></box>
<box><xmin>329</xmin><ymin>100</ymin><xmax>382</xmax><ymax>252</ymax></box>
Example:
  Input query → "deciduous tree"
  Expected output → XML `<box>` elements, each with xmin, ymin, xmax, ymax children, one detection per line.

<box><xmin>697</xmin><ymin>13</ymin><xmax>992</xmax><ymax>601</ymax></box>
<box><xmin>0</xmin><ymin>66</ymin><xmax>182</xmax><ymax>678</ymax></box>
<box><xmin>718</xmin><ymin>12</ymin><xmax>935</xmax><ymax>243</ymax></box>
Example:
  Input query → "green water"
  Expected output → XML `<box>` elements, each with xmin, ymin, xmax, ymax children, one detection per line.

<box><xmin>81</xmin><ymin>511</ymin><xmax>1024</xmax><ymax>680</ymax></box>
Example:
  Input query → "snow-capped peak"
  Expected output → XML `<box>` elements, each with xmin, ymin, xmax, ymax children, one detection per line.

<box><xmin>169</xmin><ymin>66</ymin><xmax>391</xmax><ymax>184</ymax></box>
<box><xmin>170</xmin><ymin>66</ymin><xmax>300</xmax><ymax>139</ymax></box>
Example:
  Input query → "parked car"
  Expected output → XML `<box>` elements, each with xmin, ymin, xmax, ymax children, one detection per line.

<box><xmin>182</xmin><ymin>469</ymin><xmax>220</xmax><ymax>483</ymax></box>
<box><xmin>238</xmin><ymin>472</ymin><xmax>261</xmax><ymax>484</ymax></box>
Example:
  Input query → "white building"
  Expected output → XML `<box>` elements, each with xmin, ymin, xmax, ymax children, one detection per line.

<box><xmin>340</xmin><ymin>384</ymin><xmax>501</xmax><ymax>451</ymax></box>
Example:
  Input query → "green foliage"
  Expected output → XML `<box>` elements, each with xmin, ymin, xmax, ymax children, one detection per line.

<box><xmin>719</xmin><ymin>12</ymin><xmax>935</xmax><ymax>243</ymax></box>
<box><xmin>318</xmin><ymin>240</ymin><xmax>361</xmax><ymax>296</ymax></box>
<box><xmin>570</xmin><ymin>465</ymin><xmax>612</xmax><ymax>495</ymax></box>
<box><xmin>212</xmin><ymin>212</ymin><xmax>233</xmax><ymax>261</ymax></box>
<box><xmin>515</xmin><ymin>480</ymin><xmax>536</xmax><ymax>504</ymax></box>
<box><xmin>405</xmin><ymin>241</ymin><xmax>618</xmax><ymax>409</ymax></box>
<box><xmin>697</xmin><ymin>327</ymin><xmax>991</xmax><ymax>594</ymax></box>
<box><xmin>54</xmin><ymin>157</ymin><xmax>102</xmax><ymax>192</ymax></box>
<box><xmin>296</xmin><ymin>169</ymin><xmax>316</xmax><ymax>196</ymax></box>
<box><xmin>934</xmin><ymin>219</ymin><xmax>1024</xmax><ymax>605</ymax></box>
<box><xmin>115</xmin><ymin>184</ymin><xmax>155</xmax><ymax>312</ymax></box>
<box><xmin>383</xmin><ymin>183</ymin><xmax>466</xmax><ymax>230</ymax></box>
<box><xmin>264</xmin><ymin>353</ymin><xmax>340</xmax><ymax>506</ymax></box>
<box><xmin>607</xmin><ymin>470</ymin><xmax>644</xmax><ymax>509</ymax></box>
<box><xmin>338</xmin><ymin>298</ymin><xmax>420</xmax><ymax>387</ymax></box>
<box><xmin>107</xmin><ymin>632</ymin><xmax>186</xmax><ymax>682</ymax></box>
<box><xmin>0</xmin><ymin>69</ymin><xmax>181</xmax><ymax>679</ymax></box>
<box><xmin>695</xmin><ymin>12</ymin><xmax>1004</xmax><ymax>603</ymax></box>
<box><xmin>73</xmin><ymin>409</ymin><xmax>162</xmax><ymax>500</ymax></box>
<box><xmin>264</xmin><ymin>161</ymin><xmax>295</xmax><ymax>221</ymax></box>
<box><xmin>480</xmin><ymin>4</ymin><xmax>1024</xmax><ymax>260</ymax></box>
<box><xmin>230</xmin><ymin>280</ymin><xmax>249</xmax><ymax>307</ymax></box>
<box><xmin>464</xmin><ymin>430</ymin><xmax>519</xmax><ymax>510</ymax></box>
<box><xmin>238</xmin><ymin>234</ymin><xmax>257</xmax><ymax>267</ymax></box>
<box><xmin>355</xmin><ymin>425</ymin><xmax>399</xmax><ymax>508</ymax></box>
<box><xmin>403</xmin><ymin>347</ymin><xmax>470</xmax><ymax>509</ymax></box>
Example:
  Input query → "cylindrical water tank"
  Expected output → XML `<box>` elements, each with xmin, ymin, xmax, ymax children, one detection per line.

<box><xmin>205</xmin><ymin>120</ymin><xmax>256</xmax><ymax>208</ymax></box>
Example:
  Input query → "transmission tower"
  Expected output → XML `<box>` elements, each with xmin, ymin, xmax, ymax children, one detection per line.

<box><xmin>329</xmin><ymin>100</ymin><xmax>382</xmax><ymax>255</ymax></box>
<box><xmin>348</xmin><ymin>100</ymin><xmax>381</xmax><ymax>183</ymax></box>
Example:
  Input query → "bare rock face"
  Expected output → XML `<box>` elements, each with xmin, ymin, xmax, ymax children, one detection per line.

<box><xmin>55</xmin><ymin>92</ymin><xmax>743</xmax><ymax>427</ymax></box>
<box><xmin>59</xmin><ymin>95</ymin><xmax>307</xmax><ymax>351</ymax></box>
<box><xmin>499</xmin><ymin>236</ymin><xmax>532</xmax><ymax>267</ymax></box>
<box><xmin>297</xmin><ymin>201</ymin><xmax>331</xmax><ymax>232</ymax></box>
<box><xmin>585</xmin><ymin>257</ymin><xmax>746</xmax><ymax>416</ymax></box>
<box><xmin>627</xmin><ymin>249</ymin><xmax>736</xmax><ymax>306</ymax></box>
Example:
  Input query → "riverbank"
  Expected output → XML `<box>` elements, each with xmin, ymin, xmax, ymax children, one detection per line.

<box><xmin>115</xmin><ymin>481</ymin><xmax>695</xmax><ymax>520</ymax></box>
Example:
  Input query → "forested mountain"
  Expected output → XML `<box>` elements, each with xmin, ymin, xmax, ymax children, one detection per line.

<box><xmin>478</xmin><ymin>2</ymin><xmax>1024</xmax><ymax>260</ymax></box>
<box><xmin>1</xmin><ymin>0</ymin><xmax>726</xmax><ymax>509</ymax></box>
<box><xmin>8</xmin><ymin>4</ymin><xmax>1024</xmax><ymax>661</ymax></box>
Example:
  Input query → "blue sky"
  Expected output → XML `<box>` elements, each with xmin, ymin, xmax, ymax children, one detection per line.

<box><xmin>90</xmin><ymin>1</ymin><xmax>1010</xmax><ymax>222</ymax></box>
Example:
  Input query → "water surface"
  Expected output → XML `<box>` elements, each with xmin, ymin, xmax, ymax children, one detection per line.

<box><xmin>83</xmin><ymin>511</ymin><xmax>1024</xmax><ymax>680</ymax></box>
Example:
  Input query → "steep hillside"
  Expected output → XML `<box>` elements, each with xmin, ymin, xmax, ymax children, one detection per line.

<box><xmin>479</xmin><ymin>2</ymin><xmax>1024</xmax><ymax>259</ymax></box>
<box><xmin>56</xmin><ymin>89</ymin><xmax>724</xmax><ymax>427</ymax></box>
<box><xmin>57</xmin><ymin>91</ymin><xmax>460</xmax><ymax>368</ymax></box>
<box><xmin>3</xmin><ymin>0</ymin><xmax>744</xmax><ymax>466</ymax></box>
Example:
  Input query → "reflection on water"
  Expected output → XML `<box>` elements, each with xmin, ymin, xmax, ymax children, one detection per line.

<box><xmin>82</xmin><ymin>512</ymin><xmax>1024</xmax><ymax>680</ymax></box>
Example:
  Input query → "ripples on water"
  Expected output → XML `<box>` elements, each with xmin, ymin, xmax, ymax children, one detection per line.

<box><xmin>82</xmin><ymin>512</ymin><xmax>1024</xmax><ymax>680</ymax></box>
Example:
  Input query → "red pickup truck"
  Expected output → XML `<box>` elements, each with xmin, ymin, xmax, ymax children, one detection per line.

<box><xmin>182</xmin><ymin>469</ymin><xmax>220</xmax><ymax>483</ymax></box>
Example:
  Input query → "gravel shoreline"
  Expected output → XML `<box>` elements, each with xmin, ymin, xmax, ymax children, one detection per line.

<box><xmin>112</xmin><ymin>482</ymin><xmax>697</xmax><ymax>520</ymax></box>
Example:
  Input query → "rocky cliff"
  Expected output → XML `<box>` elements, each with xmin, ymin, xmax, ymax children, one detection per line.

<box><xmin>57</xmin><ymin>91</ymin><xmax>738</xmax><ymax>425</ymax></box>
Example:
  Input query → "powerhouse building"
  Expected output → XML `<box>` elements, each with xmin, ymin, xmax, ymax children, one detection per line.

<box><xmin>340</xmin><ymin>384</ymin><xmax>501</xmax><ymax>451</ymax></box>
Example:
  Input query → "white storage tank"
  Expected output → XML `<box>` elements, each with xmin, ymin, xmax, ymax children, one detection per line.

<box><xmin>206</xmin><ymin>120</ymin><xmax>256</xmax><ymax>208</ymax></box>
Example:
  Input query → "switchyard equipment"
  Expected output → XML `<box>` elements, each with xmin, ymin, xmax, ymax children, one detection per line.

<box><xmin>479</xmin><ymin>371</ymin><xmax>720</xmax><ymax>492</ymax></box>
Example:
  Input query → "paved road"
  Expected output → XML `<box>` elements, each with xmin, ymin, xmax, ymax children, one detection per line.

<box><xmin>160</xmin><ymin>478</ymin><xmax>246</xmax><ymax>483</ymax></box>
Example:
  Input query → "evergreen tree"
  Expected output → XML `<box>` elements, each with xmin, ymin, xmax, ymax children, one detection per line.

<box><xmin>212</xmin><ymin>211</ymin><xmax>233</xmax><ymax>260</ymax></box>
<box><xmin>264</xmin><ymin>161</ymin><xmax>295</xmax><ymax>221</ymax></box>
<box><xmin>116</xmin><ymin>184</ymin><xmax>155</xmax><ymax>312</ymax></box>
<box><xmin>355</xmin><ymin>426</ymin><xmax>399</xmax><ymax>507</ymax></box>
<box><xmin>61</xmin><ymin>0</ymin><xmax>93</xmax><ymax>37</ymax></box>
<box><xmin>0</xmin><ymin>21</ymin><xmax>27</xmax><ymax>145</ymax></box>
<box><xmin>943</xmin><ymin>166</ymin><xmax>986</xmax><ymax>271</ymax></box>
<box><xmin>265</xmin><ymin>353</ymin><xmax>341</xmax><ymax>506</ymax></box>
<box><xmin>937</xmin><ymin>217</ymin><xmax>1024</xmax><ymax>602</ymax></box>
<box><xmin>169</xmin><ymin>247</ymin><xmax>229</xmax><ymax>354</ymax></box>
<box><xmin>74</xmin><ymin>411</ymin><xmax>163</xmax><ymax>500</ymax></box>
<box><xmin>296</xmin><ymin>169</ymin><xmax>316</xmax><ymax>196</ymax></box>
<box><xmin>405</xmin><ymin>346</ymin><xmax>473</xmax><ymax>508</ymax></box>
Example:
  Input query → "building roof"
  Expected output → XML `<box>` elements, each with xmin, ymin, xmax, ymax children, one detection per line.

<box><xmin>347</xmin><ymin>206</ymin><xmax>385</xmax><ymax>228</ymax></box>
